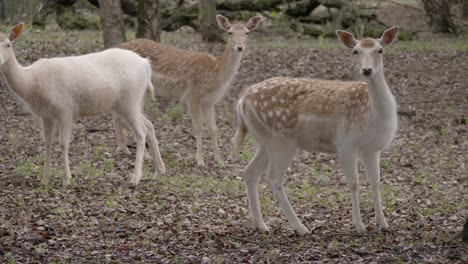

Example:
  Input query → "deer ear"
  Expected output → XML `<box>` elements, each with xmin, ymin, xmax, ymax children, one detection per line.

<box><xmin>246</xmin><ymin>16</ymin><xmax>262</xmax><ymax>31</ymax></box>
<box><xmin>9</xmin><ymin>23</ymin><xmax>24</xmax><ymax>42</ymax></box>
<box><xmin>216</xmin><ymin>15</ymin><xmax>231</xmax><ymax>31</ymax></box>
<box><xmin>336</xmin><ymin>30</ymin><xmax>356</xmax><ymax>48</ymax></box>
<box><xmin>379</xmin><ymin>26</ymin><xmax>399</xmax><ymax>47</ymax></box>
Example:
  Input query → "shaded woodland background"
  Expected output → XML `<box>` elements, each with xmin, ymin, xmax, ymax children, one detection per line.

<box><xmin>1</xmin><ymin>0</ymin><xmax>468</xmax><ymax>44</ymax></box>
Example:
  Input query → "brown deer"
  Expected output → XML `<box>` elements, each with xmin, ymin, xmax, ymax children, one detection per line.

<box><xmin>234</xmin><ymin>27</ymin><xmax>399</xmax><ymax>234</ymax></box>
<box><xmin>117</xmin><ymin>15</ymin><xmax>263</xmax><ymax>166</ymax></box>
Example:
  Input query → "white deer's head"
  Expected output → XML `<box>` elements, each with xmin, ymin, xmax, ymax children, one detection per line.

<box><xmin>336</xmin><ymin>27</ymin><xmax>399</xmax><ymax>78</ymax></box>
<box><xmin>0</xmin><ymin>23</ymin><xmax>23</xmax><ymax>66</ymax></box>
<box><xmin>216</xmin><ymin>15</ymin><xmax>262</xmax><ymax>53</ymax></box>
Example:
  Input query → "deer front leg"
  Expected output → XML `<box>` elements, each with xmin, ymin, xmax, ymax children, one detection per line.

<box><xmin>187</xmin><ymin>99</ymin><xmax>205</xmax><ymax>167</ymax></box>
<box><xmin>203</xmin><ymin>105</ymin><xmax>222</xmax><ymax>164</ymax></box>
<box><xmin>340</xmin><ymin>150</ymin><xmax>366</xmax><ymax>232</ymax></box>
<box><xmin>58</xmin><ymin>116</ymin><xmax>73</xmax><ymax>186</ymax></box>
<box><xmin>361</xmin><ymin>151</ymin><xmax>388</xmax><ymax>229</ymax></box>
<box><xmin>41</xmin><ymin>118</ymin><xmax>56</xmax><ymax>185</ymax></box>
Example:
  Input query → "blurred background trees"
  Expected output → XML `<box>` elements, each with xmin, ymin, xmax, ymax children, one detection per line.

<box><xmin>0</xmin><ymin>0</ymin><xmax>467</xmax><ymax>43</ymax></box>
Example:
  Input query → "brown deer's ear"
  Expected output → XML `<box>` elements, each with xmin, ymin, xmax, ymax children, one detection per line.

<box><xmin>379</xmin><ymin>26</ymin><xmax>399</xmax><ymax>47</ymax></box>
<box><xmin>336</xmin><ymin>30</ymin><xmax>356</xmax><ymax>48</ymax></box>
<box><xmin>9</xmin><ymin>23</ymin><xmax>24</xmax><ymax>42</ymax></box>
<box><xmin>246</xmin><ymin>16</ymin><xmax>263</xmax><ymax>31</ymax></box>
<box><xmin>216</xmin><ymin>15</ymin><xmax>231</xmax><ymax>31</ymax></box>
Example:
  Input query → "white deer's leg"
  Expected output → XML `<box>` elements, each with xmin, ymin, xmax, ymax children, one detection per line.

<box><xmin>243</xmin><ymin>144</ymin><xmax>269</xmax><ymax>232</ymax></box>
<box><xmin>112</xmin><ymin>113</ymin><xmax>131</xmax><ymax>155</ymax></box>
<box><xmin>41</xmin><ymin>118</ymin><xmax>56</xmax><ymax>185</ymax></box>
<box><xmin>142</xmin><ymin>115</ymin><xmax>166</xmax><ymax>177</ymax></box>
<box><xmin>203</xmin><ymin>105</ymin><xmax>222</xmax><ymax>164</ymax></box>
<box><xmin>361</xmin><ymin>151</ymin><xmax>388</xmax><ymax>229</ymax></box>
<box><xmin>126</xmin><ymin>113</ymin><xmax>147</xmax><ymax>185</ymax></box>
<box><xmin>339</xmin><ymin>150</ymin><xmax>366</xmax><ymax>232</ymax></box>
<box><xmin>58</xmin><ymin>117</ymin><xmax>73</xmax><ymax>186</ymax></box>
<box><xmin>265</xmin><ymin>143</ymin><xmax>309</xmax><ymax>235</ymax></box>
<box><xmin>187</xmin><ymin>99</ymin><xmax>205</xmax><ymax>166</ymax></box>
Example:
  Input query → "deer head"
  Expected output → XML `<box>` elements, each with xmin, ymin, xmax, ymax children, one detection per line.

<box><xmin>336</xmin><ymin>27</ymin><xmax>399</xmax><ymax>78</ymax></box>
<box><xmin>216</xmin><ymin>15</ymin><xmax>262</xmax><ymax>52</ymax></box>
<box><xmin>0</xmin><ymin>23</ymin><xmax>23</xmax><ymax>66</ymax></box>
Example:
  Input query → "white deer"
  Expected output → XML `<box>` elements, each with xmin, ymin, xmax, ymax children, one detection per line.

<box><xmin>117</xmin><ymin>15</ymin><xmax>263</xmax><ymax>166</ymax></box>
<box><xmin>234</xmin><ymin>27</ymin><xmax>399</xmax><ymax>234</ymax></box>
<box><xmin>0</xmin><ymin>23</ymin><xmax>165</xmax><ymax>186</ymax></box>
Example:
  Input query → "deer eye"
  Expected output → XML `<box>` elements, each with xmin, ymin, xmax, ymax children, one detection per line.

<box><xmin>246</xmin><ymin>32</ymin><xmax>249</xmax><ymax>35</ymax></box>
<box><xmin>6</xmin><ymin>43</ymin><xmax>10</xmax><ymax>48</ymax></box>
<box><xmin>378</xmin><ymin>49</ymin><xmax>383</xmax><ymax>54</ymax></box>
<box><xmin>228</xmin><ymin>32</ymin><xmax>233</xmax><ymax>35</ymax></box>
<box><xmin>353</xmin><ymin>50</ymin><xmax>358</xmax><ymax>55</ymax></box>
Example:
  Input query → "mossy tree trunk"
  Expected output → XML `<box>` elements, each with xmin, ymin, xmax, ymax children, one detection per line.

<box><xmin>98</xmin><ymin>0</ymin><xmax>126</xmax><ymax>48</ymax></box>
<box><xmin>422</xmin><ymin>0</ymin><xmax>459</xmax><ymax>34</ymax></box>
<box><xmin>136</xmin><ymin>0</ymin><xmax>161</xmax><ymax>42</ymax></box>
<box><xmin>199</xmin><ymin>0</ymin><xmax>223</xmax><ymax>42</ymax></box>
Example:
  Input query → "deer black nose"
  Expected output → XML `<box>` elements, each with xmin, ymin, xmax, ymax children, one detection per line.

<box><xmin>362</xmin><ymin>68</ymin><xmax>373</xmax><ymax>76</ymax></box>
<box><xmin>237</xmin><ymin>46</ymin><xmax>244</xmax><ymax>52</ymax></box>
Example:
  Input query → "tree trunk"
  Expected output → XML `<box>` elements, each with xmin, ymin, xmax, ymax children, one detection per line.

<box><xmin>462</xmin><ymin>216</ymin><xmax>468</xmax><ymax>243</ymax></box>
<box><xmin>199</xmin><ymin>0</ymin><xmax>223</xmax><ymax>42</ymax></box>
<box><xmin>422</xmin><ymin>0</ymin><xmax>459</xmax><ymax>34</ymax></box>
<box><xmin>464</xmin><ymin>0</ymin><xmax>468</xmax><ymax>18</ymax></box>
<box><xmin>98</xmin><ymin>0</ymin><xmax>126</xmax><ymax>48</ymax></box>
<box><xmin>136</xmin><ymin>0</ymin><xmax>161</xmax><ymax>41</ymax></box>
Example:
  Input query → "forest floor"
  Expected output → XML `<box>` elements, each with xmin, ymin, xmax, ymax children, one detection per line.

<box><xmin>0</xmin><ymin>28</ymin><xmax>467</xmax><ymax>263</ymax></box>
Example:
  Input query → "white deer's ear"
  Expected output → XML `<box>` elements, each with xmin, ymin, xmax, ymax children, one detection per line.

<box><xmin>336</xmin><ymin>30</ymin><xmax>356</xmax><ymax>48</ymax></box>
<box><xmin>216</xmin><ymin>15</ymin><xmax>231</xmax><ymax>31</ymax></box>
<box><xmin>379</xmin><ymin>26</ymin><xmax>399</xmax><ymax>47</ymax></box>
<box><xmin>246</xmin><ymin>16</ymin><xmax>263</xmax><ymax>31</ymax></box>
<box><xmin>9</xmin><ymin>23</ymin><xmax>24</xmax><ymax>42</ymax></box>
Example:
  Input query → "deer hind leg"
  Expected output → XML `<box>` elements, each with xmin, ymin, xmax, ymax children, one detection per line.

<box><xmin>41</xmin><ymin>117</ymin><xmax>56</xmax><ymax>185</ymax></box>
<box><xmin>187</xmin><ymin>99</ymin><xmax>205</xmax><ymax>166</ymax></box>
<box><xmin>339</xmin><ymin>149</ymin><xmax>366</xmax><ymax>232</ymax></box>
<box><xmin>361</xmin><ymin>151</ymin><xmax>388</xmax><ymax>229</ymax></box>
<box><xmin>112</xmin><ymin>113</ymin><xmax>131</xmax><ymax>155</ymax></box>
<box><xmin>265</xmin><ymin>142</ymin><xmax>310</xmax><ymax>235</ymax></box>
<box><xmin>141</xmin><ymin>115</ymin><xmax>166</xmax><ymax>177</ymax></box>
<box><xmin>124</xmin><ymin>111</ymin><xmax>147</xmax><ymax>185</ymax></box>
<box><xmin>203</xmin><ymin>105</ymin><xmax>222</xmax><ymax>164</ymax></box>
<box><xmin>243</xmin><ymin>144</ymin><xmax>270</xmax><ymax>232</ymax></box>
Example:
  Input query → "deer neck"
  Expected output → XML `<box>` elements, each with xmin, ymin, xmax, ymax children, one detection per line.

<box><xmin>1</xmin><ymin>53</ymin><xmax>32</xmax><ymax>99</ymax></box>
<box><xmin>365</xmin><ymin>69</ymin><xmax>396</xmax><ymax>119</ymax></box>
<box><xmin>217</xmin><ymin>42</ymin><xmax>243</xmax><ymax>82</ymax></box>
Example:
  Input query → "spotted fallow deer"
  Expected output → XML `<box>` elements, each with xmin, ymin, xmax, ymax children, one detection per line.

<box><xmin>234</xmin><ymin>27</ymin><xmax>400</xmax><ymax>235</ymax></box>
<box><xmin>0</xmin><ymin>23</ymin><xmax>165</xmax><ymax>186</ymax></box>
<box><xmin>117</xmin><ymin>15</ymin><xmax>263</xmax><ymax>166</ymax></box>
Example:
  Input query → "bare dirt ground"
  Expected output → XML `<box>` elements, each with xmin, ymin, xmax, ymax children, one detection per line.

<box><xmin>0</xmin><ymin>29</ymin><xmax>467</xmax><ymax>263</ymax></box>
